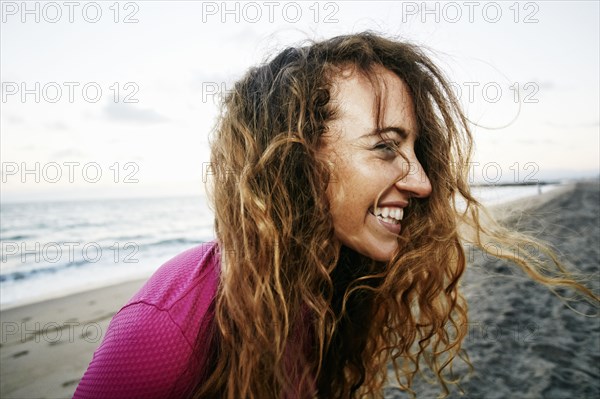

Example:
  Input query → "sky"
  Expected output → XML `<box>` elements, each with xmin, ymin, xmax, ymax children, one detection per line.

<box><xmin>1</xmin><ymin>0</ymin><xmax>599</xmax><ymax>202</ymax></box>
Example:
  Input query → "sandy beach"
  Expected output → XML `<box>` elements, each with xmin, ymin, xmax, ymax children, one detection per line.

<box><xmin>1</xmin><ymin>180</ymin><xmax>598</xmax><ymax>398</ymax></box>
<box><xmin>1</xmin><ymin>280</ymin><xmax>146</xmax><ymax>399</ymax></box>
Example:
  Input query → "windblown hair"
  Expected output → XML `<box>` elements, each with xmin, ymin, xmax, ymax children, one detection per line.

<box><xmin>192</xmin><ymin>32</ymin><xmax>597</xmax><ymax>398</ymax></box>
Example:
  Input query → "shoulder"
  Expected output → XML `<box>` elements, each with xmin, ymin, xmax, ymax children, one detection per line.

<box><xmin>124</xmin><ymin>240</ymin><xmax>221</xmax><ymax>342</ymax></box>
<box><xmin>129</xmin><ymin>240</ymin><xmax>220</xmax><ymax>308</ymax></box>
<box><xmin>73</xmin><ymin>241</ymin><xmax>221</xmax><ymax>398</ymax></box>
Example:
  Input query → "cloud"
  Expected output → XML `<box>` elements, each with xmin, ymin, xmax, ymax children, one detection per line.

<box><xmin>103</xmin><ymin>102</ymin><xmax>169</xmax><ymax>125</ymax></box>
<box><xmin>225</xmin><ymin>27</ymin><xmax>263</xmax><ymax>47</ymax></box>
<box><xmin>516</xmin><ymin>139</ymin><xmax>556</xmax><ymax>145</ymax></box>
<box><xmin>544</xmin><ymin>120</ymin><xmax>600</xmax><ymax>128</ymax></box>
<box><xmin>19</xmin><ymin>144</ymin><xmax>38</xmax><ymax>151</ymax></box>
<box><xmin>530</xmin><ymin>80</ymin><xmax>556</xmax><ymax>90</ymax></box>
<box><xmin>46</xmin><ymin>121</ymin><xmax>69</xmax><ymax>130</ymax></box>
<box><xmin>3</xmin><ymin>114</ymin><xmax>25</xmax><ymax>125</ymax></box>
<box><xmin>51</xmin><ymin>148</ymin><xmax>86</xmax><ymax>159</ymax></box>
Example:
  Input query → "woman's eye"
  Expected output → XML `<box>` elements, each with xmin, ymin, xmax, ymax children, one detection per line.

<box><xmin>373</xmin><ymin>141</ymin><xmax>399</xmax><ymax>154</ymax></box>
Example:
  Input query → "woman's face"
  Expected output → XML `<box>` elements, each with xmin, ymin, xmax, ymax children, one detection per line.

<box><xmin>319</xmin><ymin>65</ymin><xmax>432</xmax><ymax>262</ymax></box>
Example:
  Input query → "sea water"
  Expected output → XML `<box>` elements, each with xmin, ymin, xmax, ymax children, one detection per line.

<box><xmin>0</xmin><ymin>184</ymin><xmax>562</xmax><ymax>308</ymax></box>
<box><xmin>0</xmin><ymin>196</ymin><xmax>214</xmax><ymax>308</ymax></box>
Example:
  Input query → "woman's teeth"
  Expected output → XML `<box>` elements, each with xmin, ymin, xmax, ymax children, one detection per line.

<box><xmin>373</xmin><ymin>206</ymin><xmax>403</xmax><ymax>224</ymax></box>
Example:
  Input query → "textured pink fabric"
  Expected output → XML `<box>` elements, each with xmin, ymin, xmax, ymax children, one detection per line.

<box><xmin>73</xmin><ymin>240</ymin><xmax>220</xmax><ymax>399</ymax></box>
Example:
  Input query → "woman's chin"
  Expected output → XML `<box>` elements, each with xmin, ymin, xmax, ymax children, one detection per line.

<box><xmin>334</xmin><ymin>233</ymin><xmax>399</xmax><ymax>263</ymax></box>
<box><xmin>352</xmin><ymin>242</ymin><xmax>398</xmax><ymax>263</ymax></box>
<box><xmin>368</xmin><ymin>251</ymin><xmax>395</xmax><ymax>263</ymax></box>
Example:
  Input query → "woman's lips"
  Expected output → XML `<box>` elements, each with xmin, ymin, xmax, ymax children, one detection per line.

<box><xmin>368</xmin><ymin>209</ymin><xmax>402</xmax><ymax>235</ymax></box>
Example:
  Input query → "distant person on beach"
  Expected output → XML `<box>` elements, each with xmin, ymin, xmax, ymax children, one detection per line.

<box><xmin>73</xmin><ymin>32</ymin><xmax>597</xmax><ymax>399</ymax></box>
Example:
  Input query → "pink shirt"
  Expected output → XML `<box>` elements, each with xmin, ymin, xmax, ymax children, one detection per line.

<box><xmin>73</xmin><ymin>241</ymin><xmax>220</xmax><ymax>399</ymax></box>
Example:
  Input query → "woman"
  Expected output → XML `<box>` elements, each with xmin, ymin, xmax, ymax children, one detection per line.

<box><xmin>74</xmin><ymin>32</ymin><xmax>595</xmax><ymax>398</ymax></box>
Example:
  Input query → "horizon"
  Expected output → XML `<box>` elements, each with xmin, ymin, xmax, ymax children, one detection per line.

<box><xmin>2</xmin><ymin>172</ymin><xmax>598</xmax><ymax>204</ymax></box>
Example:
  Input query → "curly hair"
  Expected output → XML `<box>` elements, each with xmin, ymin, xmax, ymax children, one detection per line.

<box><xmin>191</xmin><ymin>31</ymin><xmax>597</xmax><ymax>398</ymax></box>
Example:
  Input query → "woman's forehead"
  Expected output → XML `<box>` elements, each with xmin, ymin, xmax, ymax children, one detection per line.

<box><xmin>327</xmin><ymin>65</ymin><xmax>418</xmax><ymax>140</ymax></box>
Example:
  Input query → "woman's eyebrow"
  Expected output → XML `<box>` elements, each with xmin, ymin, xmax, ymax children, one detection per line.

<box><xmin>359</xmin><ymin>126</ymin><xmax>416</xmax><ymax>140</ymax></box>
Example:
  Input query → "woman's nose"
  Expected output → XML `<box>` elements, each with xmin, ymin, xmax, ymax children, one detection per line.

<box><xmin>393</xmin><ymin>158</ymin><xmax>432</xmax><ymax>198</ymax></box>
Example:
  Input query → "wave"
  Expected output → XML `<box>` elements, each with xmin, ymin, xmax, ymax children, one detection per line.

<box><xmin>1</xmin><ymin>265</ymin><xmax>58</xmax><ymax>282</ymax></box>
<box><xmin>0</xmin><ymin>234</ymin><xmax>32</xmax><ymax>241</ymax></box>
<box><xmin>0</xmin><ymin>237</ymin><xmax>205</xmax><ymax>283</ymax></box>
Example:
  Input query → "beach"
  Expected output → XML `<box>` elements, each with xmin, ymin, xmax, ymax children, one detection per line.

<box><xmin>1</xmin><ymin>180</ymin><xmax>599</xmax><ymax>398</ymax></box>
<box><xmin>1</xmin><ymin>280</ymin><xmax>146</xmax><ymax>398</ymax></box>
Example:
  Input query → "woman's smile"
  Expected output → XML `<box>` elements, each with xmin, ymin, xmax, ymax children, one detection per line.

<box><xmin>368</xmin><ymin>205</ymin><xmax>405</xmax><ymax>234</ymax></box>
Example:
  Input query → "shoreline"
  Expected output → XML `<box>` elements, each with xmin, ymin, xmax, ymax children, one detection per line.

<box><xmin>487</xmin><ymin>181</ymin><xmax>576</xmax><ymax>217</ymax></box>
<box><xmin>0</xmin><ymin>277</ymin><xmax>149</xmax><ymax>312</ymax></box>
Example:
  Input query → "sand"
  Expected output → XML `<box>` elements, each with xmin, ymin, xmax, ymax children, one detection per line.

<box><xmin>386</xmin><ymin>180</ymin><xmax>600</xmax><ymax>398</ymax></box>
<box><xmin>1</xmin><ymin>180</ymin><xmax>598</xmax><ymax>398</ymax></box>
<box><xmin>1</xmin><ymin>280</ymin><xmax>146</xmax><ymax>399</ymax></box>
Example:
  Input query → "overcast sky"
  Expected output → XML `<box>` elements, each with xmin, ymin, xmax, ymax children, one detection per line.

<box><xmin>1</xmin><ymin>0</ymin><xmax>599</xmax><ymax>201</ymax></box>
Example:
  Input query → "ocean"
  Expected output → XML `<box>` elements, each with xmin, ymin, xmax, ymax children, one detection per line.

<box><xmin>0</xmin><ymin>184</ymin><xmax>562</xmax><ymax>309</ymax></box>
